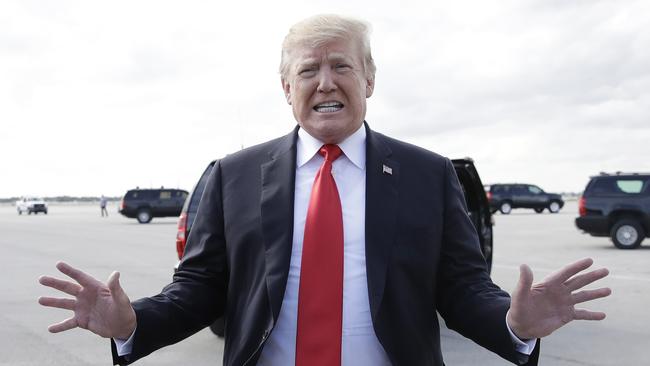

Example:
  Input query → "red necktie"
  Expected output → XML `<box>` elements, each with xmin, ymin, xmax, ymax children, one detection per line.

<box><xmin>296</xmin><ymin>144</ymin><xmax>344</xmax><ymax>366</ymax></box>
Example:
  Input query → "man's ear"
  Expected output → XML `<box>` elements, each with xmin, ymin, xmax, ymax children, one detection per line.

<box><xmin>281</xmin><ymin>78</ymin><xmax>292</xmax><ymax>105</ymax></box>
<box><xmin>365</xmin><ymin>76</ymin><xmax>375</xmax><ymax>98</ymax></box>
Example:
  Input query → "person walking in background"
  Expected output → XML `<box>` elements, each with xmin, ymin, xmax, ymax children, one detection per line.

<box><xmin>100</xmin><ymin>195</ymin><xmax>108</xmax><ymax>217</ymax></box>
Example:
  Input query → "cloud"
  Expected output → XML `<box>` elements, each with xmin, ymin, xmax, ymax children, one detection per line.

<box><xmin>1</xmin><ymin>0</ymin><xmax>648</xmax><ymax>196</ymax></box>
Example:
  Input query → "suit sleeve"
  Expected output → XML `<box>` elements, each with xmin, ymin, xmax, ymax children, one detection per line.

<box><xmin>435</xmin><ymin>159</ymin><xmax>539</xmax><ymax>366</ymax></box>
<box><xmin>113</xmin><ymin>160</ymin><xmax>228</xmax><ymax>365</ymax></box>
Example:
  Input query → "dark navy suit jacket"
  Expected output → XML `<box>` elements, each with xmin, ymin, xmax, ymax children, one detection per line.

<box><xmin>113</xmin><ymin>123</ymin><xmax>539</xmax><ymax>365</ymax></box>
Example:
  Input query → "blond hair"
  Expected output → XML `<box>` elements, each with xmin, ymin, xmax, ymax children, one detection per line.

<box><xmin>280</xmin><ymin>14</ymin><xmax>376</xmax><ymax>81</ymax></box>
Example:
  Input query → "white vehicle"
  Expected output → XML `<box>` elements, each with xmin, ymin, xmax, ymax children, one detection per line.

<box><xmin>16</xmin><ymin>197</ymin><xmax>48</xmax><ymax>215</ymax></box>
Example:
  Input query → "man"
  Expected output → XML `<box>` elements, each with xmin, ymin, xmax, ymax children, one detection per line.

<box><xmin>100</xmin><ymin>195</ymin><xmax>109</xmax><ymax>217</ymax></box>
<box><xmin>39</xmin><ymin>14</ymin><xmax>611</xmax><ymax>366</ymax></box>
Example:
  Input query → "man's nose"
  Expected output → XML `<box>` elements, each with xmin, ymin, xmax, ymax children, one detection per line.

<box><xmin>317</xmin><ymin>69</ymin><xmax>337</xmax><ymax>93</ymax></box>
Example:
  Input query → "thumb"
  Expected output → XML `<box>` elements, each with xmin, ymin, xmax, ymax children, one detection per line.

<box><xmin>513</xmin><ymin>264</ymin><xmax>534</xmax><ymax>300</ymax></box>
<box><xmin>107</xmin><ymin>271</ymin><xmax>124</xmax><ymax>297</ymax></box>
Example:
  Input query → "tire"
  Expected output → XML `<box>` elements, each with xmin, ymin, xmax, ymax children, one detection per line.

<box><xmin>17</xmin><ymin>209</ymin><xmax>22</xmax><ymax>215</ymax></box>
<box><xmin>534</xmin><ymin>208</ymin><xmax>544</xmax><ymax>214</ymax></box>
<box><xmin>28</xmin><ymin>210</ymin><xmax>32</xmax><ymax>215</ymax></box>
<box><xmin>209</xmin><ymin>317</ymin><xmax>225</xmax><ymax>337</ymax></box>
<box><xmin>610</xmin><ymin>219</ymin><xmax>644</xmax><ymax>249</ymax></box>
<box><xmin>548</xmin><ymin>201</ymin><xmax>561</xmax><ymax>213</ymax></box>
<box><xmin>499</xmin><ymin>202</ymin><xmax>512</xmax><ymax>215</ymax></box>
<box><xmin>136</xmin><ymin>209</ymin><xmax>152</xmax><ymax>224</ymax></box>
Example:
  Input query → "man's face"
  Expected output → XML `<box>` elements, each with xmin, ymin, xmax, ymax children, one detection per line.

<box><xmin>282</xmin><ymin>38</ymin><xmax>374</xmax><ymax>144</ymax></box>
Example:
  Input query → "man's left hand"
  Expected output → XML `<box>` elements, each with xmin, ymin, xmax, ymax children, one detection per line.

<box><xmin>507</xmin><ymin>257</ymin><xmax>611</xmax><ymax>340</ymax></box>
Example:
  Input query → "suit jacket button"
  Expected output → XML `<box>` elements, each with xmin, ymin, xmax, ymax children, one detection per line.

<box><xmin>262</xmin><ymin>330</ymin><xmax>270</xmax><ymax>341</ymax></box>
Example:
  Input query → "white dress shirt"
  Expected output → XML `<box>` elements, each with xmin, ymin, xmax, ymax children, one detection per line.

<box><xmin>257</xmin><ymin>125</ymin><xmax>392</xmax><ymax>365</ymax></box>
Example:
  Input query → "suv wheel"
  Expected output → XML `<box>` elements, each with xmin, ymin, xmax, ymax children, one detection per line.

<box><xmin>548</xmin><ymin>201</ymin><xmax>561</xmax><ymax>213</ymax></box>
<box><xmin>534</xmin><ymin>208</ymin><xmax>544</xmax><ymax>214</ymax></box>
<box><xmin>610</xmin><ymin>219</ymin><xmax>644</xmax><ymax>249</ymax></box>
<box><xmin>137</xmin><ymin>209</ymin><xmax>152</xmax><ymax>224</ymax></box>
<box><xmin>499</xmin><ymin>202</ymin><xmax>512</xmax><ymax>214</ymax></box>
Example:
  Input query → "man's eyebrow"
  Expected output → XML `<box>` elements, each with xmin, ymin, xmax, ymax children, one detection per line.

<box><xmin>294</xmin><ymin>54</ymin><xmax>355</xmax><ymax>71</ymax></box>
<box><xmin>296</xmin><ymin>59</ymin><xmax>318</xmax><ymax>67</ymax></box>
<box><xmin>326</xmin><ymin>53</ymin><xmax>353</xmax><ymax>63</ymax></box>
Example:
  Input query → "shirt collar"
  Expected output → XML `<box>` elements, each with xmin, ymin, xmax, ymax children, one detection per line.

<box><xmin>296</xmin><ymin>123</ymin><xmax>366</xmax><ymax>170</ymax></box>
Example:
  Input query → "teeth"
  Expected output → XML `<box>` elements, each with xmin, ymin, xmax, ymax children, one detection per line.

<box><xmin>318</xmin><ymin>102</ymin><xmax>341</xmax><ymax>107</ymax></box>
<box><xmin>314</xmin><ymin>101</ymin><xmax>343</xmax><ymax>112</ymax></box>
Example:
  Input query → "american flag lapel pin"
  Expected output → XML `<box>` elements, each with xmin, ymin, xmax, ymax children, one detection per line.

<box><xmin>382</xmin><ymin>164</ymin><xmax>393</xmax><ymax>175</ymax></box>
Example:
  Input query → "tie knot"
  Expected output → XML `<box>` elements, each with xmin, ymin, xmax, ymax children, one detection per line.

<box><xmin>319</xmin><ymin>144</ymin><xmax>343</xmax><ymax>162</ymax></box>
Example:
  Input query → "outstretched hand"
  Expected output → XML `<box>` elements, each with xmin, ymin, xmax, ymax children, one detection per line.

<box><xmin>507</xmin><ymin>258</ymin><xmax>611</xmax><ymax>340</ymax></box>
<box><xmin>38</xmin><ymin>262</ymin><xmax>137</xmax><ymax>339</ymax></box>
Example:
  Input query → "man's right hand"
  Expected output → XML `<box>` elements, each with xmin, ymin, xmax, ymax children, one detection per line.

<box><xmin>38</xmin><ymin>262</ymin><xmax>137</xmax><ymax>340</ymax></box>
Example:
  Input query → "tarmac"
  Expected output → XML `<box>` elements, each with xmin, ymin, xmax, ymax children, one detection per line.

<box><xmin>1</xmin><ymin>201</ymin><xmax>645</xmax><ymax>365</ymax></box>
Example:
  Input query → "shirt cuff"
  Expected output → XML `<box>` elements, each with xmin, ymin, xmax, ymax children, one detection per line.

<box><xmin>505</xmin><ymin>310</ymin><xmax>537</xmax><ymax>355</ymax></box>
<box><xmin>113</xmin><ymin>326</ymin><xmax>137</xmax><ymax>357</ymax></box>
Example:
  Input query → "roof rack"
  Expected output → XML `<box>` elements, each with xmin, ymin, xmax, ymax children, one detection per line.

<box><xmin>596</xmin><ymin>172</ymin><xmax>650</xmax><ymax>177</ymax></box>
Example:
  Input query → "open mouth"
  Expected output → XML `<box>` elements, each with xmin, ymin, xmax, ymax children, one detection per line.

<box><xmin>313</xmin><ymin>101</ymin><xmax>344</xmax><ymax>113</ymax></box>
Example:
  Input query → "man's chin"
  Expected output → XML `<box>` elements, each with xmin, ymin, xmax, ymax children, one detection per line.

<box><xmin>302</xmin><ymin>122</ymin><xmax>360</xmax><ymax>144</ymax></box>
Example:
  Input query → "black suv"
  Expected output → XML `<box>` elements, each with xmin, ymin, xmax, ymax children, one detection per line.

<box><xmin>119</xmin><ymin>188</ymin><xmax>188</xmax><ymax>223</ymax></box>
<box><xmin>174</xmin><ymin>162</ymin><xmax>223</xmax><ymax>336</ymax></box>
<box><xmin>486</xmin><ymin>183</ymin><xmax>564</xmax><ymax>214</ymax></box>
<box><xmin>175</xmin><ymin>158</ymin><xmax>495</xmax><ymax>338</ymax></box>
<box><xmin>575</xmin><ymin>172</ymin><xmax>650</xmax><ymax>249</ymax></box>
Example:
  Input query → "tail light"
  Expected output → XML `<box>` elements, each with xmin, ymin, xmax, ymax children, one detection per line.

<box><xmin>486</xmin><ymin>191</ymin><xmax>492</xmax><ymax>202</ymax></box>
<box><xmin>176</xmin><ymin>212</ymin><xmax>188</xmax><ymax>260</ymax></box>
<box><xmin>119</xmin><ymin>199</ymin><xmax>125</xmax><ymax>210</ymax></box>
<box><xmin>578</xmin><ymin>196</ymin><xmax>586</xmax><ymax>216</ymax></box>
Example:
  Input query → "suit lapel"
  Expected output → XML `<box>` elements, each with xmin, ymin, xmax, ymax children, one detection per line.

<box><xmin>365</xmin><ymin>124</ymin><xmax>400</xmax><ymax>319</ymax></box>
<box><xmin>260</xmin><ymin>127</ymin><xmax>298</xmax><ymax>321</ymax></box>
<box><xmin>259</xmin><ymin>124</ymin><xmax>399</xmax><ymax>322</ymax></box>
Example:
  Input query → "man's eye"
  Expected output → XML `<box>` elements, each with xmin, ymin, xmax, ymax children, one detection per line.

<box><xmin>335</xmin><ymin>64</ymin><xmax>350</xmax><ymax>70</ymax></box>
<box><xmin>299</xmin><ymin>68</ymin><xmax>316</xmax><ymax>76</ymax></box>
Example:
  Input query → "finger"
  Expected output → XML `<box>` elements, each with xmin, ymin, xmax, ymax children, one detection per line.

<box><xmin>574</xmin><ymin>308</ymin><xmax>607</xmax><ymax>321</ymax></box>
<box><xmin>107</xmin><ymin>271</ymin><xmax>124</xmax><ymax>297</ymax></box>
<box><xmin>48</xmin><ymin>317</ymin><xmax>78</xmax><ymax>333</ymax></box>
<box><xmin>56</xmin><ymin>262</ymin><xmax>97</xmax><ymax>287</ymax></box>
<box><xmin>565</xmin><ymin>268</ymin><xmax>610</xmax><ymax>291</ymax></box>
<box><xmin>38</xmin><ymin>296</ymin><xmax>76</xmax><ymax>310</ymax></box>
<box><xmin>571</xmin><ymin>287</ymin><xmax>612</xmax><ymax>304</ymax></box>
<box><xmin>513</xmin><ymin>264</ymin><xmax>534</xmax><ymax>300</ymax></box>
<box><xmin>545</xmin><ymin>258</ymin><xmax>593</xmax><ymax>285</ymax></box>
<box><xmin>39</xmin><ymin>276</ymin><xmax>82</xmax><ymax>296</ymax></box>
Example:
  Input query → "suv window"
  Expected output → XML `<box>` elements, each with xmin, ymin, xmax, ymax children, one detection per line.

<box><xmin>587</xmin><ymin>177</ymin><xmax>649</xmax><ymax>195</ymax></box>
<box><xmin>588</xmin><ymin>178</ymin><xmax>617</xmax><ymax>194</ymax></box>
<box><xmin>616</xmin><ymin>180</ymin><xmax>643</xmax><ymax>194</ymax></box>
<box><xmin>126</xmin><ymin>190</ymin><xmax>158</xmax><ymax>200</ymax></box>
<box><xmin>528</xmin><ymin>185</ymin><xmax>543</xmax><ymax>194</ymax></box>
<box><xmin>512</xmin><ymin>185</ymin><xmax>528</xmax><ymax>194</ymax></box>
<box><xmin>189</xmin><ymin>166</ymin><xmax>214</xmax><ymax>214</ymax></box>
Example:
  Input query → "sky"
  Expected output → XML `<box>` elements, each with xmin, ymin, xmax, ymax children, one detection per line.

<box><xmin>1</xmin><ymin>0</ymin><xmax>649</xmax><ymax>197</ymax></box>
